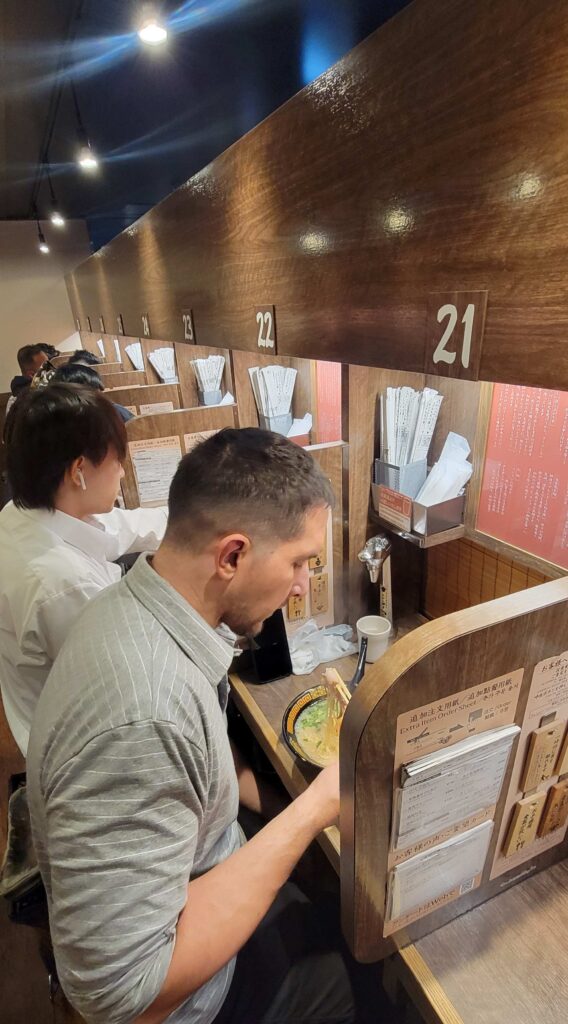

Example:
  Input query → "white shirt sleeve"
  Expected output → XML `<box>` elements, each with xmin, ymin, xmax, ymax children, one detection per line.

<box><xmin>92</xmin><ymin>506</ymin><xmax>168</xmax><ymax>560</ymax></box>
<box><xmin>34</xmin><ymin>581</ymin><xmax>103</xmax><ymax>663</ymax></box>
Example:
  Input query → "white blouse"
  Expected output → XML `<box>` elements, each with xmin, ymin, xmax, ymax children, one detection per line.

<box><xmin>0</xmin><ymin>501</ymin><xmax>167</xmax><ymax>754</ymax></box>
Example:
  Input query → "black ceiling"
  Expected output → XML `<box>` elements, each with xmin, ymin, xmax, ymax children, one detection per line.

<box><xmin>1</xmin><ymin>0</ymin><xmax>411</xmax><ymax>251</ymax></box>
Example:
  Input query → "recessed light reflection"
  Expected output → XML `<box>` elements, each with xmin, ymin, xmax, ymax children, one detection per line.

<box><xmin>299</xmin><ymin>230</ymin><xmax>329</xmax><ymax>253</ymax></box>
<box><xmin>384</xmin><ymin>207</ymin><xmax>414</xmax><ymax>235</ymax></box>
<box><xmin>513</xmin><ymin>174</ymin><xmax>542</xmax><ymax>201</ymax></box>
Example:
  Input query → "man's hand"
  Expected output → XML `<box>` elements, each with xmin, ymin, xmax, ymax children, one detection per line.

<box><xmin>134</xmin><ymin>760</ymin><xmax>341</xmax><ymax>1024</ymax></box>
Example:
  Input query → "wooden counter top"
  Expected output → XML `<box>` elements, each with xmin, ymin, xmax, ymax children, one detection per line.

<box><xmin>229</xmin><ymin>614</ymin><xmax>568</xmax><ymax>1024</ymax></box>
<box><xmin>413</xmin><ymin>860</ymin><xmax>568</xmax><ymax>1024</ymax></box>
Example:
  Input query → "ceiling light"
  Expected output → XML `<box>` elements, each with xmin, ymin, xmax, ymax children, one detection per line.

<box><xmin>37</xmin><ymin>225</ymin><xmax>50</xmax><ymax>254</ymax></box>
<box><xmin>50</xmin><ymin>204</ymin><xmax>66</xmax><ymax>227</ymax></box>
<box><xmin>138</xmin><ymin>18</ymin><xmax>168</xmax><ymax>45</ymax></box>
<box><xmin>45</xmin><ymin>166</ymin><xmax>66</xmax><ymax>227</ymax></box>
<box><xmin>77</xmin><ymin>144</ymin><xmax>98</xmax><ymax>171</ymax></box>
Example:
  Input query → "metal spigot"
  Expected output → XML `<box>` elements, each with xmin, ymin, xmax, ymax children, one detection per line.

<box><xmin>358</xmin><ymin>534</ymin><xmax>392</xmax><ymax>583</ymax></box>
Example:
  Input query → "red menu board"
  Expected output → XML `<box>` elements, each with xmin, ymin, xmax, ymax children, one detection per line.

<box><xmin>477</xmin><ymin>384</ymin><xmax>568</xmax><ymax>568</ymax></box>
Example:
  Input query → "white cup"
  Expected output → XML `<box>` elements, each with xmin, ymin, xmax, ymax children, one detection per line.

<box><xmin>356</xmin><ymin>615</ymin><xmax>391</xmax><ymax>663</ymax></box>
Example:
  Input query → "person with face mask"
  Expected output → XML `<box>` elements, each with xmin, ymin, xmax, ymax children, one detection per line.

<box><xmin>0</xmin><ymin>384</ymin><xmax>167</xmax><ymax>756</ymax></box>
<box><xmin>27</xmin><ymin>428</ymin><xmax>356</xmax><ymax>1024</ymax></box>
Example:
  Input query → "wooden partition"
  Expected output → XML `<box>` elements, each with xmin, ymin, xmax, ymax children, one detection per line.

<box><xmin>96</xmin><ymin>362</ymin><xmax>123</xmax><ymax>375</ymax></box>
<box><xmin>341</xmin><ymin>576</ymin><xmax>568</xmax><ymax>960</ymax></box>
<box><xmin>108</xmin><ymin>382</ymin><xmax>182</xmax><ymax>416</ymax></box>
<box><xmin>122</xmin><ymin>406</ymin><xmax>237</xmax><ymax>508</ymax></box>
<box><xmin>103</xmin><ymin>369</ymin><xmax>147</xmax><ymax>389</ymax></box>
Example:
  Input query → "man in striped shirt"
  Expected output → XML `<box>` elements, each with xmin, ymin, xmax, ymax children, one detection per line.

<box><xmin>27</xmin><ymin>429</ymin><xmax>355</xmax><ymax>1024</ymax></box>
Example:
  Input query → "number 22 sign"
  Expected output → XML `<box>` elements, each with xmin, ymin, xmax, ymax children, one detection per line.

<box><xmin>255</xmin><ymin>305</ymin><xmax>276</xmax><ymax>353</ymax></box>
<box><xmin>425</xmin><ymin>290</ymin><xmax>488</xmax><ymax>380</ymax></box>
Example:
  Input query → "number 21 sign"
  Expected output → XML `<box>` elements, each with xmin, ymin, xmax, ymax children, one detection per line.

<box><xmin>425</xmin><ymin>290</ymin><xmax>488</xmax><ymax>380</ymax></box>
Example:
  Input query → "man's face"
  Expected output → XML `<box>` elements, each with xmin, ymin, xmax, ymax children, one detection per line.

<box><xmin>222</xmin><ymin>505</ymin><xmax>328</xmax><ymax>637</ymax></box>
<box><xmin>25</xmin><ymin>351</ymin><xmax>48</xmax><ymax>378</ymax></box>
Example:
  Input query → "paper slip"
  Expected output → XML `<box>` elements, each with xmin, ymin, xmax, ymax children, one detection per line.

<box><xmin>379</xmin><ymin>386</ymin><xmax>443</xmax><ymax>467</ymax></box>
<box><xmin>139</xmin><ymin>402</ymin><xmax>174</xmax><ymax>415</ymax></box>
<box><xmin>387</xmin><ymin>820</ymin><xmax>493</xmax><ymax>922</ymax></box>
<box><xmin>395</xmin><ymin>724</ymin><xmax>519</xmax><ymax>848</ymax></box>
<box><xmin>184</xmin><ymin>430</ymin><xmax>219</xmax><ymax>453</ymax></box>
<box><xmin>129</xmin><ymin>436</ymin><xmax>182</xmax><ymax>507</ymax></box>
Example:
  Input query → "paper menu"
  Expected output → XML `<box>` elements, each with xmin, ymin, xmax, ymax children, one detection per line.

<box><xmin>129</xmin><ymin>436</ymin><xmax>181</xmax><ymax>507</ymax></box>
<box><xmin>113</xmin><ymin>338</ymin><xmax>121</xmax><ymax>361</ymax></box>
<box><xmin>139</xmin><ymin>401</ymin><xmax>174</xmax><ymax>415</ymax></box>
<box><xmin>184</xmin><ymin>430</ymin><xmax>219</xmax><ymax>453</ymax></box>
<box><xmin>394</xmin><ymin>725</ymin><xmax>520</xmax><ymax>849</ymax></box>
<box><xmin>476</xmin><ymin>383</ymin><xmax>568</xmax><ymax>569</ymax></box>
<box><xmin>96</xmin><ymin>338</ymin><xmax>105</xmax><ymax>356</ymax></box>
<box><xmin>386</xmin><ymin>821</ymin><xmax>493</xmax><ymax>929</ymax></box>
<box><xmin>391</xmin><ymin>669</ymin><xmax>523</xmax><ymax>864</ymax></box>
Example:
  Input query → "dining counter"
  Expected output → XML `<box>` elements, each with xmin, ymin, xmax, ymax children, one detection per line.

<box><xmin>229</xmin><ymin>621</ymin><xmax>568</xmax><ymax>1024</ymax></box>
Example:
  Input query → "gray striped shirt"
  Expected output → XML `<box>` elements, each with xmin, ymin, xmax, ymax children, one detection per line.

<box><xmin>27</xmin><ymin>553</ymin><xmax>240</xmax><ymax>1024</ymax></box>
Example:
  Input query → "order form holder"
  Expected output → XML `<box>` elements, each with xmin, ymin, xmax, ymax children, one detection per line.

<box><xmin>340</xmin><ymin>577</ymin><xmax>568</xmax><ymax>962</ymax></box>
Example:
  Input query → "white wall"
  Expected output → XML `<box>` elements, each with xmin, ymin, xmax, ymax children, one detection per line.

<box><xmin>0</xmin><ymin>220</ymin><xmax>91</xmax><ymax>393</ymax></box>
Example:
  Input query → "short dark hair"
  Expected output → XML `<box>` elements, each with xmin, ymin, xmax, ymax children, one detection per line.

<box><xmin>68</xmin><ymin>349</ymin><xmax>102</xmax><ymax>366</ymax></box>
<box><xmin>52</xmin><ymin>363</ymin><xmax>104</xmax><ymax>390</ymax></box>
<box><xmin>17</xmin><ymin>344</ymin><xmax>47</xmax><ymax>372</ymax></box>
<box><xmin>166</xmin><ymin>428</ymin><xmax>335</xmax><ymax>549</ymax></box>
<box><xmin>4</xmin><ymin>384</ymin><xmax>127</xmax><ymax>511</ymax></box>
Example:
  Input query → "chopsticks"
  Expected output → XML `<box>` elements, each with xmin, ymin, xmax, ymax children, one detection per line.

<box><xmin>323</xmin><ymin>667</ymin><xmax>352</xmax><ymax>707</ymax></box>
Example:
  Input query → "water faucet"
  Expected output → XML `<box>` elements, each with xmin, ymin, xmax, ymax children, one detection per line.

<box><xmin>358</xmin><ymin>534</ymin><xmax>392</xmax><ymax>583</ymax></box>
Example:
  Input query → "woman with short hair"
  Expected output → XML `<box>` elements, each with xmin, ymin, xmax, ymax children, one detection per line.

<box><xmin>0</xmin><ymin>384</ymin><xmax>167</xmax><ymax>754</ymax></box>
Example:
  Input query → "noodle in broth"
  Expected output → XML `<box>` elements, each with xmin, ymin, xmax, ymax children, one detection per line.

<box><xmin>295</xmin><ymin>698</ymin><xmax>341</xmax><ymax>767</ymax></box>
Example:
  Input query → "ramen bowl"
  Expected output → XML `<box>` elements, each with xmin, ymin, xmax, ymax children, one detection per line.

<box><xmin>282</xmin><ymin>684</ymin><xmax>341</xmax><ymax>768</ymax></box>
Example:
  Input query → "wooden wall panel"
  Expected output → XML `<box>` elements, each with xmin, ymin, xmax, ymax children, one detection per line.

<box><xmin>425</xmin><ymin>538</ymin><xmax>552</xmax><ymax>618</ymax></box>
<box><xmin>68</xmin><ymin>0</ymin><xmax>568</xmax><ymax>392</ymax></box>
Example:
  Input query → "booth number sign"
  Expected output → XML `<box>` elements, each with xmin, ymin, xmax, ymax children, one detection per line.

<box><xmin>181</xmin><ymin>309</ymin><xmax>196</xmax><ymax>343</ymax></box>
<box><xmin>256</xmin><ymin>305</ymin><xmax>276</xmax><ymax>352</ymax></box>
<box><xmin>425</xmin><ymin>290</ymin><xmax>488</xmax><ymax>380</ymax></box>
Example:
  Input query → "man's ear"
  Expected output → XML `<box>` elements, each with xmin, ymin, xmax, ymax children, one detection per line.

<box><xmin>217</xmin><ymin>535</ymin><xmax>250</xmax><ymax>579</ymax></box>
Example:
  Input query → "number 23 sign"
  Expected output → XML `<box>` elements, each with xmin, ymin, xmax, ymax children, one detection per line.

<box><xmin>425</xmin><ymin>290</ymin><xmax>488</xmax><ymax>380</ymax></box>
